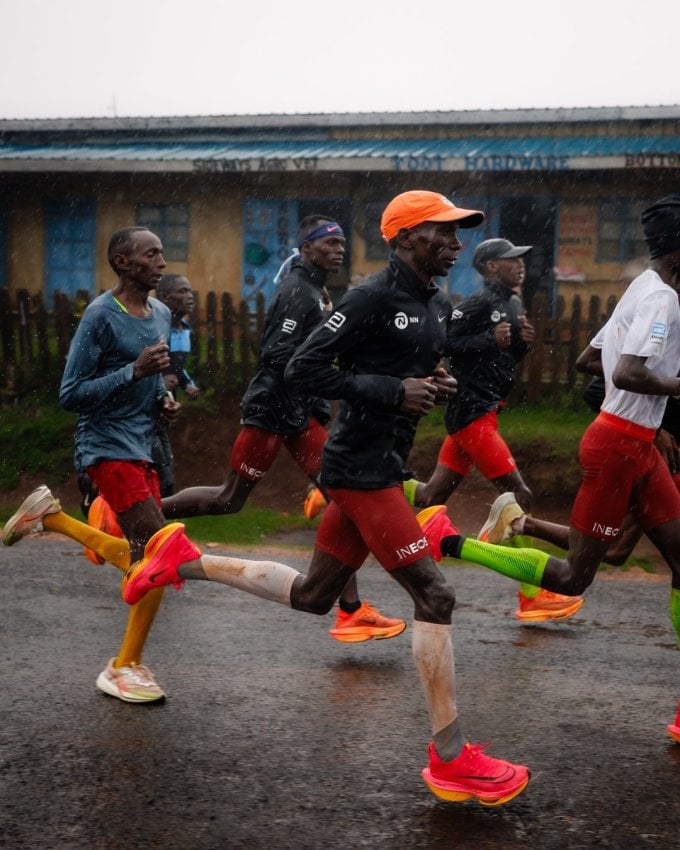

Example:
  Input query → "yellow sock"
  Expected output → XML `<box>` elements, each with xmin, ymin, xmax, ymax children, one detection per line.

<box><xmin>115</xmin><ymin>587</ymin><xmax>165</xmax><ymax>667</ymax></box>
<box><xmin>43</xmin><ymin>511</ymin><xmax>130</xmax><ymax>572</ymax></box>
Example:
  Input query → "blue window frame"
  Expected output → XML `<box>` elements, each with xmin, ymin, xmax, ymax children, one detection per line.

<box><xmin>136</xmin><ymin>203</ymin><xmax>190</xmax><ymax>262</ymax></box>
<box><xmin>597</xmin><ymin>199</ymin><xmax>649</xmax><ymax>262</ymax></box>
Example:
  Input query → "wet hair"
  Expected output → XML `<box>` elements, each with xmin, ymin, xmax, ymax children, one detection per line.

<box><xmin>107</xmin><ymin>226</ymin><xmax>152</xmax><ymax>274</ymax></box>
<box><xmin>156</xmin><ymin>273</ymin><xmax>186</xmax><ymax>299</ymax></box>
<box><xmin>298</xmin><ymin>214</ymin><xmax>335</xmax><ymax>244</ymax></box>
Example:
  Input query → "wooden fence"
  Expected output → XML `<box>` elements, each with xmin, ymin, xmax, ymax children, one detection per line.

<box><xmin>0</xmin><ymin>287</ymin><xmax>615</xmax><ymax>404</ymax></box>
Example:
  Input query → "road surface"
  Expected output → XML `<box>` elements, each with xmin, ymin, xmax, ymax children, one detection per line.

<box><xmin>1</xmin><ymin>537</ymin><xmax>679</xmax><ymax>849</ymax></box>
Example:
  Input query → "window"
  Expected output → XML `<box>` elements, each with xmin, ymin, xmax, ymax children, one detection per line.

<box><xmin>597</xmin><ymin>199</ymin><xmax>649</xmax><ymax>263</ymax></box>
<box><xmin>358</xmin><ymin>199</ymin><xmax>391</xmax><ymax>260</ymax></box>
<box><xmin>136</xmin><ymin>203</ymin><xmax>190</xmax><ymax>262</ymax></box>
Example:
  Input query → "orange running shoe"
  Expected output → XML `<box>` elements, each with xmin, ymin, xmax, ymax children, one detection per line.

<box><xmin>422</xmin><ymin>741</ymin><xmax>530</xmax><ymax>806</ymax></box>
<box><xmin>122</xmin><ymin>523</ymin><xmax>201</xmax><ymax>605</ymax></box>
<box><xmin>667</xmin><ymin>701</ymin><xmax>680</xmax><ymax>743</ymax></box>
<box><xmin>303</xmin><ymin>486</ymin><xmax>327</xmax><ymax>520</ymax></box>
<box><xmin>515</xmin><ymin>588</ymin><xmax>584</xmax><ymax>622</ymax></box>
<box><xmin>329</xmin><ymin>601</ymin><xmax>406</xmax><ymax>643</ymax></box>
<box><xmin>415</xmin><ymin>505</ymin><xmax>460</xmax><ymax>562</ymax></box>
<box><xmin>84</xmin><ymin>495</ymin><xmax>124</xmax><ymax>565</ymax></box>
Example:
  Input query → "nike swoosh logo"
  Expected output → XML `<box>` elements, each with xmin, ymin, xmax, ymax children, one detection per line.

<box><xmin>326</xmin><ymin>225</ymin><xmax>338</xmax><ymax>232</ymax></box>
<box><xmin>438</xmin><ymin>313</ymin><xmax>447</xmax><ymax>322</ymax></box>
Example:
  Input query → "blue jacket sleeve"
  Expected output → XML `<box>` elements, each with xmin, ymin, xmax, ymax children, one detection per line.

<box><xmin>59</xmin><ymin>316</ymin><xmax>164</xmax><ymax>413</ymax></box>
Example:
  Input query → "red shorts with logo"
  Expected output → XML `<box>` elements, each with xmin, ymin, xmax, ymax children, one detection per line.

<box><xmin>315</xmin><ymin>485</ymin><xmax>430</xmax><ymax>571</ymax></box>
<box><xmin>437</xmin><ymin>409</ymin><xmax>516</xmax><ymax>479</ymax></box>
<box><xmin>571</xmin><ymin>412</ymin><xmax>680</xmax><ymax>541</ymax></box>
<box><xmin>87</xmin><ymin>460</ymin><xmax>161</xmax><ymax>514</ymax></box>
<box><xmin>230</xmin><ymin>419</ymin><xmax>327</xmax><ymax>482</ymax></box>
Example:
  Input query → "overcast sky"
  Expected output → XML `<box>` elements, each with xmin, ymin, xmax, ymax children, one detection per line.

<box><xmin>2</xmin><ymin>0</ymin><xmax>678</xmax><ymax>120</ymax></box>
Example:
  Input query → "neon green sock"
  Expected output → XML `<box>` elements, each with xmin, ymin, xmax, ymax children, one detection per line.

<box><xmin>459</xmin><ymin>537</ymin><xmax>549</xmax><ymax>587</ymax></box>
<box><xmin>508</xmin><ymin>537</ymin><xmax>539</xmax><ymax>598</ymax></box>
<box><xmin>670</xmin><ymin>587</ymin><xmax>680</xmax><ymax>648</ymax></box>
<box><xmin>402</xmin><ymin>478</ymin><xmax>419</xmax><ymax>507</ymax></box>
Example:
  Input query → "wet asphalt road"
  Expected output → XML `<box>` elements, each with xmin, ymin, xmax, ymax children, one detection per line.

<box><xmin>2</xmin><ymin>537</ymin><xmax>680</xmax><ymax>850</ymax></box>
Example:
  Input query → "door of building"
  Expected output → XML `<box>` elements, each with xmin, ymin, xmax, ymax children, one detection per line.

<box><xmin>44</xmin><ymin>198</ymin><xmax>96</xmax><ymax>307</ymax></box>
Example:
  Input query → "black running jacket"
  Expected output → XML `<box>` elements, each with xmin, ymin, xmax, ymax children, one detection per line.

<box><xmin>240</xmin><ymin>259</ymin><xmax>331</xmax><ymax>435</ymax></box>
<box><xmin>285</xmin><ymin>256</ymin><xmax>452</xmax><ymax>489</ymax></box>
<box><xmin>444</xmin><ymin>281</ymin><xmax>531</xmax><ymax>434</ymax></box>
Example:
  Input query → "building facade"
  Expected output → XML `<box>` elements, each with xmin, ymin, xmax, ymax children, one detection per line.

<box><xmin>0</xmin><ymin>105</ymin><xmax>678</xmax><ymax>314</ymax></box>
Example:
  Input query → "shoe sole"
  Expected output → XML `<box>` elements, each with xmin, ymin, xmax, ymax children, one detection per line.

<box><xmin>667</xmin><ymin>725</ymin><xmax>680</xmax><ymax>743</ymax></box>
<box><xmin>3</xmin><ymin>491</ymin><xmax>60</xmax><ymax>546</ymax></box>
<box><xmin>515</xmin><ymin>597</ymin><xmax>585</xmax><ymax>622</ymax></box>
<box><xmin>422</xmin><ymin>772</ymin><xmax>530</xmax><ymax>806</ymax></box>
<box><xmin>329</xmin><ymin>622</ymin><xmax>407</xmax><ymax>643</ymax></box>
<box><xmin>122</xmin><ymin>523</ymin><xmax>187</xmax><ymax>603</ymax></box>
<box><xmin>95</xmin><ymin>671</ymin><xmax>166</xmax><ymax>703</ymax></box>
<box><xmin>477</xmin><ymin>493</ymin><xmax>521</xmax><ymax>545</ymax></box>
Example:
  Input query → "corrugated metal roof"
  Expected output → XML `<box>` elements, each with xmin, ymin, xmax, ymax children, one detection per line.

<box><xmin>0</xmin><ymin>103</ymin><xmax>678</xmax><ymax>132</ymax></box>
<box><xmin>0</xmin><ymin>135</ymin><xmax>678</xmax><ymax>162</ymax></box>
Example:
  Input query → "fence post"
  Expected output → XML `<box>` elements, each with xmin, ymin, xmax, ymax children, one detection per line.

<box><xmin>0</xmin><ymin>288</ymin><xmax>16</xmax><ymax>401</ymax></box>
<box><xmin>206</xmin><ymin>291</ymin><xmax>218</xmax><ymax>379</ymax></box>
<box><xmin>17</xmin><ymin>289</ymin><xmax>32</xmax><ymax>371</ymax></box>
<box><xmin>525</xmin><ymin>294</ymin><xmax>549</xmax><ymax>402</ymax></box>
<box><xmin>34</xmin><ymin>292</ymin><xmax>51</xmax><ymax>374</ymax></box>
<box><xmin>238</xmin><ymin>300</ymin><xmax>251</xmax><ymax>386</ymax></box>
<box><xmin>54</xmin><ymin>293</ymin><xmax>74</xmax><ymax>364</ymax></box>
<box><xmin>222</xmin><ymin>293</ymin><xmax>234</xmax><ymax>386</ymax></box>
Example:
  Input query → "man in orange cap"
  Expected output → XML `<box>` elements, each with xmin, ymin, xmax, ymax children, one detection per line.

<box><xmin>119</xmin><ymin>189</ymin><xmax>531</xmax><ymax>806</ymax></box>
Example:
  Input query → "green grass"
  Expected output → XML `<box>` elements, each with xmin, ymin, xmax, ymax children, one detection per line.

<box><xmin>180</xmin><ymin>505</ymin><xmax>312</xmax><ymax>546</ymax></box>
<box><xmin>0</xmin><ymin>404</ymin><xmax>76</xmax><ymax>490</ymax></box>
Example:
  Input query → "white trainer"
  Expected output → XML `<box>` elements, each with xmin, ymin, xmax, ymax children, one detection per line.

<box><xmin>477</xmin><ymin>493</ymin><xmax>525</xmax><ymax>544</ymax></box>
<box><xmin>2</xmin><ymin>485</ymin><xmax>61</xmax><ymax>545</ymax></box>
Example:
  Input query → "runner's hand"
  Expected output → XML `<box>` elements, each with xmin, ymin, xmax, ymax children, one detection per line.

<box><xmin>431</xmin><ymin>366</ymin><xmax>457</xmax><ymax>404</ymax></box>
<box><xmin>133</xmin><ymin>341</ymin><xmax>170</xmax><ymax>379</ymax></box>
<box><xmin>400</xmin><ymin>377</ymin><xmax>438</xmax><ymax>416</ymax></box>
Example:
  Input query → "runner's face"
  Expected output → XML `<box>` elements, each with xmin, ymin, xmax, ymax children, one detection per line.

<box><xmin>120</xmin><ymin>231</ymin><xmax>167</xmax><ymax>291</ymax></box>
<box><xmin>163</xmin><ymin>277</ymin><xmax>194</xmax><ymax>315</ymax></box>
<box><xmin>409</xmin><ymin>221</ymin><xmax>463</xmax><ymax>280</ymax></box>
<box><xmin>491</xmin><ymin>256</ymin><xmax>526</xmax><ymax>293</ymax></box>
<box><xmin>306</xmin><ymin>233</ymin><xmax>346</xmax><ymax>273</ymax></box>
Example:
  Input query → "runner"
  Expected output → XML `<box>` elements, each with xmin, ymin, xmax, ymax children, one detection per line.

<box><xmin>406</xmin><ymin>236</ymin><xmax>583</xmax><ymax>622</ymax></box>
<box><xmin>159</xmin><ymin>214</ymin><xmax>403</xmax><ymax>643</ymax></box>
<box><xmin>415</xmin><ymin>194</ymin><xmax>680</xmax><ymax>743</ymax></box>
<box><xmin>114</xmin><ymin>190</ymin><xmax>530</xmax><ymax>805</ymax></box>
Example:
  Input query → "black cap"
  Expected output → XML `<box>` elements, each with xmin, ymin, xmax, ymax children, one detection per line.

<box><xmin>473</xmin><ymin>238</ymin><xmax>532</xmax><ymax>273</ymax></box>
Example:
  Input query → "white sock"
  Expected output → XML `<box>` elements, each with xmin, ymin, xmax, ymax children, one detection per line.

<box><xmin>412</xmin><ymin>619</ymin><xmax>457</xmax><ymax>736</ymax></box>
<box><xmin>200</xmin><ymin>554</ymin><xmax>299</xmax><ymax>607</ymax></box>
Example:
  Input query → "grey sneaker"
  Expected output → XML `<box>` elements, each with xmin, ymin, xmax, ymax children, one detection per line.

<box><xmin>96</xmin><ymin>658</ymin><xmax>166</xmax><ymax>703</ymax></box>
<box><xmin>477</xmin><ymin>493</ymin><xmax>525</xmax><ymax>544</ymax></box>
<box><xmin>2</xmin><ymin>485</ymin><xmax>61</xmax><ymax>545</ymax></box>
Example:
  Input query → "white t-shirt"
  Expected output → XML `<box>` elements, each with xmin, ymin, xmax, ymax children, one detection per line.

<box><xmin>593</xmin><ymin>269</ymin><xmax>680</xmax><ymax>429</ymax></box>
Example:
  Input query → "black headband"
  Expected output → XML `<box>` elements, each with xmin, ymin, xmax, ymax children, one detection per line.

<box><xmin>641</xmin><ymin>194</ymin><xmax>680</xmax><ymax>260</ymax></box>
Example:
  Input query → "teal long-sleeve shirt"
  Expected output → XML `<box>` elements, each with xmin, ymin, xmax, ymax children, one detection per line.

<box><xmin>59</xmin><ymin>291</ymin><xmax>171</xmax><ymax>471</ymax></box>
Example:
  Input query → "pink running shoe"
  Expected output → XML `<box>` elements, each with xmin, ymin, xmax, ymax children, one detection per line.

<box><xmin>667</xmin><ymin>701</ymin><xmax>680</xmax><ymax>743</ymax></box>
<box><xmin>422</xmin><ymin>741</ymin><xmax>530</xmax><ymax>806</ymax></box>
<box><xmin>415</xmin><ymin>505</ymin><xmax>460</xmax><ymax>562</ymax></box>
<box><xmin>122</xmin><ymin>523</ymin><xmax>201</xmax><ymax>605</ymax></box>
